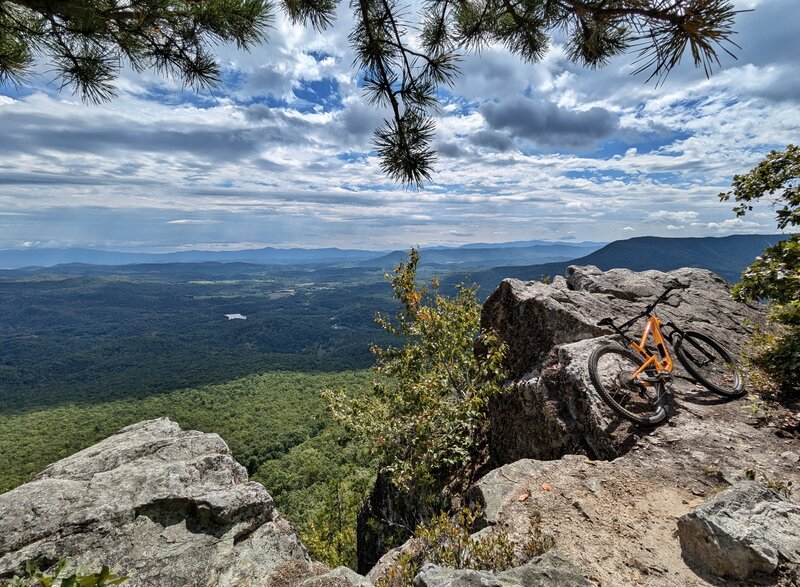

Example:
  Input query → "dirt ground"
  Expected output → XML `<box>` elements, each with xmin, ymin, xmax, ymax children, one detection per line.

<box><xmin>483</xmin><ymin>385</ymin><xmax>800</xmax><ymax>587</ymax></box>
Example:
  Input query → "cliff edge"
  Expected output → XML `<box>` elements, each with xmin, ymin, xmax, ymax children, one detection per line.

<box><xmin>0</xmin><ymin>418</ymin><xmax>350</xmax><ymax>586</ymax></box>
<box><xmin>461</xmin><ymin>265</ymin><xmax>800</xmax><ymax>585</ymax></box>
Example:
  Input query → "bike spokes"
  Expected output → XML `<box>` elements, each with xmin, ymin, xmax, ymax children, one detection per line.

<box><xmin>676</xmin><ymin>331</ymin><xmax>744</xmax><ymax>397</ymax></box>
<box><xmin>589</xmin><ymin>346</ymin><xmax>667</xmax><ymax>425</ymax></box>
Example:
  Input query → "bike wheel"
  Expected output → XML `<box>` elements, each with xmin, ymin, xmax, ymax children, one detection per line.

<box><xmin>674</xmin><ymin>331</ymin><xmax>744</xmax><ymax>397</ymax></box>
<box><xmin>588</xmin><ymin>345</ymin><xmax>667</xmax><ymax>426</ymax></box>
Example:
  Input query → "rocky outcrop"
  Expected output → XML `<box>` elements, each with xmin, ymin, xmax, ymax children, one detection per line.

<box><xmin>677</xmin><ymin>481</ymin><xmax>800</xmax><ymax>580</ymax></box>
<box><xmin>457</xmin><ymin>266</ymin><xmax>800</xmax><ymax>585</ymax></box>
<box><xmin>0</xmin><ymin>418</ymin><xmax>324</xmax><ymax>586</ymax></box>
<box><xmin>482</xmin><ymin>265</ymin><xmax>766</xmax><ymax>464</ymax></box>
<box><xmin>301</xmin><ymin>566</ymin><xmax>374</xmax><ymax>586</ymax></box>
<box><xmin>363</xmin><ymin>265</ymin><xmax>800</xmax><ymax>586</ymax></box>
<box><xmin>359</xmin><ymin>265</ymin><xmax>775</xmax><ymax>575</ymax></box>
<box><xmin>482</xmin><ymin>266</ymin><xmax>758</xmax><ymax>380</ymax></box>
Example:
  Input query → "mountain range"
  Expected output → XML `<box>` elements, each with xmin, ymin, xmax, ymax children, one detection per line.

<box><xmin>0</xmin><ymin>235</ymin><xmax>787</xmax><ymax>288</ymax></box>
<box><xmin>442</xmin><ymin>234</ymin><xmax>789</xmax><ymax>293</ymax></box>
<box><xmin>0</xmin><ymin>240</ymin><xmax>604</xmax><ymax>270</ymax></box>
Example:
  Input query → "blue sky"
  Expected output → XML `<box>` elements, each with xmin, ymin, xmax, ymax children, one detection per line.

<box><xmin>0</xmin><ymin>0</ymin><xmax>798</xmax><ymax>251</ymax></box>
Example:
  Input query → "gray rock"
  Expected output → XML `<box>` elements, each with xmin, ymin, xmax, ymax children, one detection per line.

<box><xmin>481</xmin><ymin>265</ymin><xmax>765</xmax><ymax>465</ymax></box>
<box><xmin>482</xmin><ymin>265</ymin><xmax>758</xmax><ymax>381</ymax></box>
<box><xmin>301</xmin><ymin>565</ymin><xmax>374</xmax><ymax>586</ymax></box>
<box><xmin>467</xmin><ymin>456</ymin><xmax>590</xmax><ymax>526</ymax></box>
<box><xmin>367</xmin><ymin>540</ymin><xmax>413</xmax><ymax>584</ymax></box>
<box><xmin>677</xmin><ymin>481</ymin><xmax>800</xmax><ymax>580</ymax></box>
<box><xmin>412</xmin><ymin>551</ymin><xmax>593</xmax><ymax>586</ymax></box>
<box><xmin>467</xmin><ymin>459</ymin><xmax>555</xmax><ymax>526</ymax></box>
<box><xmin>0</xmin><ymin>418</ymin><xmax>316</xmax><ymax>586</ymax></box>
<box><xmin>489</xmin><ymin>336</ymin><xmax>628</xmax><ymax>463</ymax></box>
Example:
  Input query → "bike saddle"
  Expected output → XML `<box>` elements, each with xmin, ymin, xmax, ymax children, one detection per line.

<box><xmin>597</xmin><ymin>317</ymin><xmax>616</xmax><ymax>326</ymax></box>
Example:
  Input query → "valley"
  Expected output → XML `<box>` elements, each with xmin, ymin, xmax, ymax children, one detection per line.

<box><xmin>0</xmin><ymin>233</ymin><xmax>790</xmax><ymax>568</ymax></box>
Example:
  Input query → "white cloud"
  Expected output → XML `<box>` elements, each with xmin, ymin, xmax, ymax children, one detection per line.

<box><xmin>704</xmin><ymin>218</ymin><xmax>766</xmax><ymax>231</ymax></box>
<box><xmin>647</xmin><ymin>210</ymin><xmax>699</xmax><ymax>223</ymax></box>
<box><xmin>166</xmin><ymin>219</ymin><xmax>219</xmax><ymax>225</ymax></box>
<box><xmin>0</xmin><ymin>2</ymin><xmax>798</xmax><ymax>249</ymax></box>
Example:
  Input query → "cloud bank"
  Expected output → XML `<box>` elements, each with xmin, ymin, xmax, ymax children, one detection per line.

<box><xmin>0</xmin><ymin>0</ymin><xmax>797</xmax><ymax>250</ymax></box>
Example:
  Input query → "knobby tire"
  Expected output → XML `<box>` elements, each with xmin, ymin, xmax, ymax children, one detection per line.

<box><xmin>588</xmin><ymin>344</ymin><xmax>667</xmax><ymax>426</ymax></box>
<box><xmin>674</xmin><ymin>330</ymin><xmax>744</xmax><ymax>397</ymax></box>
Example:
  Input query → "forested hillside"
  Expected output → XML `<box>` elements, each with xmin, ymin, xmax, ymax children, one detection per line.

<box><xmin>0</xmin><ymin>265</ymin><xmax>393</xmax><ymax>411</ymax></box>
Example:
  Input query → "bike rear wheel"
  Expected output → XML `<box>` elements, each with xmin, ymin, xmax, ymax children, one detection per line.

<box><xmin>674</xmin><ymin>331</ymin><xmax>744</xmax><ymax>397</ymax></box>
<box><xmin>588</xmin><ymin>345</ymin><xmax>668</xmax><ymax>426</ymax></box>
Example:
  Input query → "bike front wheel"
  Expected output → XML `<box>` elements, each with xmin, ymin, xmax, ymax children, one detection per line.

<box><xmin>674</xmin><ymin>331</ymin><xmax>744</xmax><ymax>397</ymax></box>
<box><xmin>588</xmin><ymin>345</ymin><xmax>667</xmax><ymax>426</ymax></box>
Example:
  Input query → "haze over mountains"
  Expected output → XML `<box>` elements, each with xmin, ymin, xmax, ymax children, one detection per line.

<box><xmin>0</xmin><ymin>246</ymin><xmax>382</xmax><ymax>269</ymax></box>
<box><xmin>0</xmin><ymin>240</ymin><xmax>604</xmax><ymax>270</ymax></box>
<box><xmin>0</xmin><ymin>235</ymin><xmax>786</xmax><ymax>284</ymax></box>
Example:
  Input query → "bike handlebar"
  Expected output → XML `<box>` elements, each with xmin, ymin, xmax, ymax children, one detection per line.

<box><xmin>597</xmin><ymin>282</ymin><xmax>688</xmax><ymax>331</ymax></box>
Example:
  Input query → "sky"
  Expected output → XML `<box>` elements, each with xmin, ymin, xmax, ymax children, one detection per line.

<box><xmin>0</xmin><ymin>0</ymin><xmax>798</xmax><ymax>252</ymax></box>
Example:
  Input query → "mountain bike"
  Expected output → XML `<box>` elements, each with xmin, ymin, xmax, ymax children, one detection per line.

<box><xmin>588</xmin><ymin>283</ymin><xmax>744</xmax><ymax>425</ymax></box>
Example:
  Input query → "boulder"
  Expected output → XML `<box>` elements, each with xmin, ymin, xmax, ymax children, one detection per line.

<box><xmin>482</xmin><ymin>266</ymin><xmax>759</xmax><ymax>381</ymax></box>
<box><xmin>467</xmin><ymin>456</ymin><xmax>592</xmax><ymax>526</ymax></box>
<box><xmin>677</xmin><ymin>481</ymin><xmax>800</xmax><ymax>580</ymax></box>
<box><xmin>412</xmin><ymin>551</ymin><xmax>593</xmax><ymax>586</ymax></box>
<box><xmin>481</xmin><ymin>265</ymin><xmax>765</xmax><ymax>464</ymax></box>
<box><xmin>301</xmin><ymin>565</ymin><xmax>374</xmax><ymax>586</ymax></box>
<box><xmin>0</xmin><ymin>418</ymin><xmax>318</xmax><ymax>586</ymax></box>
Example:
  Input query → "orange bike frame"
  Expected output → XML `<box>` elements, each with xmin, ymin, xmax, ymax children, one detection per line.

<box><xmin>628</xmin><ymin>314</ymin><xmax>674</xmax><ymax>381</ymax></box>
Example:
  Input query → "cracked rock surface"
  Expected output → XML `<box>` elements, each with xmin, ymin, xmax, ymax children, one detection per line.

<box><xmin>678</xmin><ymin>481</ymin><xmax>800</xmax><ymax>580</ymax></box>
<box><xmin>481</xmin><ymin>265</ymin><xmax>768</xmax><ymax>464</ymax></box>
<box><xmin>0</xmin><ymin>418</ymin><xmax>317</xmax><ymax>586</ymax></box>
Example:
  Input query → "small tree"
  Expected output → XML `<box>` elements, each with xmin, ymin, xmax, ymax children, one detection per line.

<box><xmin>324</xmin><ymin>248</ymin><xmax>506</xmax><ymax>494</ymax></box>
<box><xmin>719</xmin><ymin>144</ymin><xmax>799</xmax><ymax>394</ymax></box>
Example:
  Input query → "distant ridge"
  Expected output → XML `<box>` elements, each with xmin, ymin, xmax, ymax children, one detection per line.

<box><xmin>443</xmin><ymin>234</ymin><xmax>790</xmax><ymax>295</ymax></box>
<box><xmin>0</xmin><ymin>236</ymin><xmax>786</xmax><ymax>286</ymax></box>
<box><xmin>0</xmin><ymin>246</ymin><xmax>386</xmax><ymax>269</ymax></box>
<box><xmin>359</xmin><ymin>241</ymin><xmax>604</xmax><ymax>269</ymax></box>
<box><xmin>0</xmin><ymin>240</ymin><xmax>603</xmax><ymax>270</ymax></box>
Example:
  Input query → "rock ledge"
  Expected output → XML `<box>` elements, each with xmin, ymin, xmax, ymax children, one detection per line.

<box><xmin>0</xmin><ymin>418</ymin><xmax>317</xmax><ymax>586</ymax></box>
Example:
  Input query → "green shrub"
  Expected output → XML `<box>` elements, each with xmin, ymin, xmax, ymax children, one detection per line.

<box><xmin>324</xmin><ymin>249</ymin><xmax>506</xmax><ymax>494</ymax></box>
<box><xmin>743</xmin><ymin>324</ymin><xmax>800</xmax><ymax>396</ymax></box>
<box><xmin>720</xmin><ymin>145</ymin><xmax>800</xmax><ymax>397</ymax></box>
<box><xmin>0</xmin><ymin>560</ymin><xmax>127</xmax><ymax>587</ymax></box>
<box><xmin>377</xmin><ymin>508</ymin><xmax>554</xmax><ymax>587</ymax></box>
